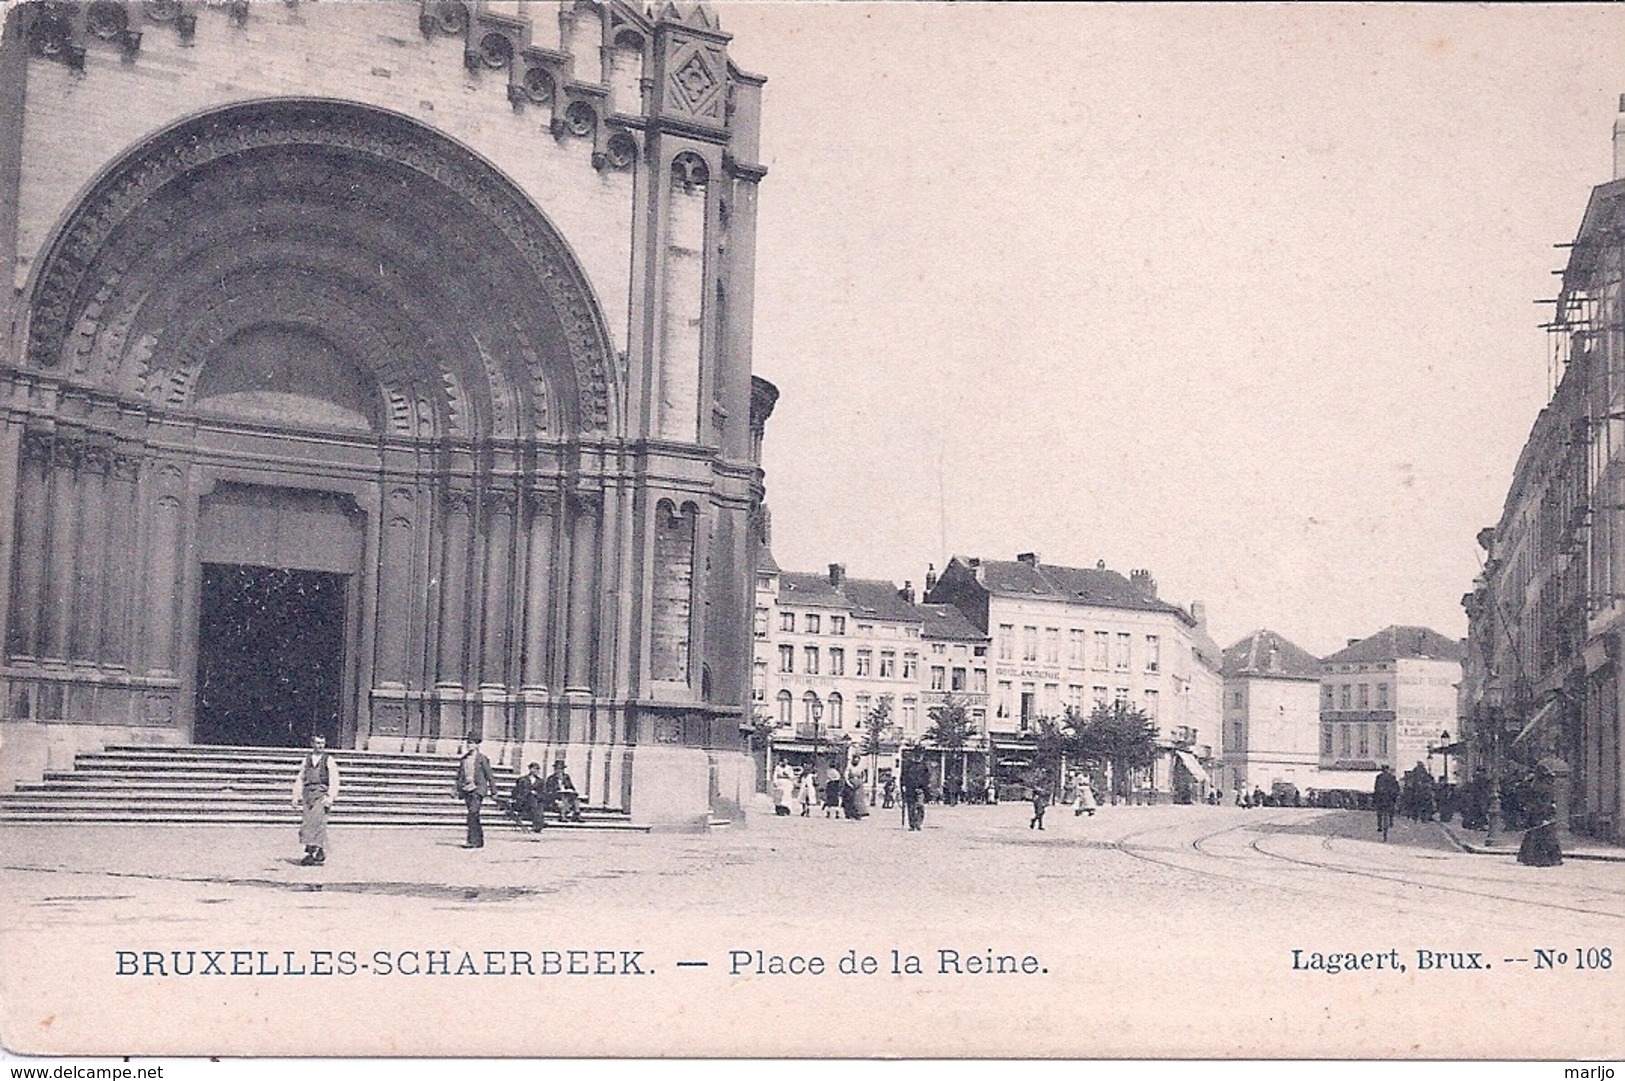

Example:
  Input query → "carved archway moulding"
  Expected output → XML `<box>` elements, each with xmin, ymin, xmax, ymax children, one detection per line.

<box><xmin>23</xmin><ymin>97</ymin><xmax>619</xmax><ymax>435</ymax></box>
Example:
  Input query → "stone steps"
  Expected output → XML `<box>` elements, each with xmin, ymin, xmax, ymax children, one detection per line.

<box><xmin>0</xmin><ymin>744</ymin><xmax>643</xmax><ymax>830</ymax></box>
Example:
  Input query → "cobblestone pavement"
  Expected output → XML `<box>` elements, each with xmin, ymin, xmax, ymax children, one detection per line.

<box><xmin>3</xmin><ymin>803</ymin><xmax>1622</xmax><ymax>1059</ymax></box>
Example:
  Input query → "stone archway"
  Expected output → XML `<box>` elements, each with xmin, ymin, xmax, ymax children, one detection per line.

<box><xmin>24</xmin><ymin>97</ymin><xmax>619</xmax><ymax>436</ymax></box>
<box><xmin>7</xmin><ymin>99</ymin><xmax>621</xmax><ymax>752</ymax></box>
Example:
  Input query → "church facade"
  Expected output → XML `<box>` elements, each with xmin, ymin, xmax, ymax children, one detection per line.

<box><xmin>0</xmin><ymin>0</ymin><xmax>774</xmax><ymax>827</ymax></box>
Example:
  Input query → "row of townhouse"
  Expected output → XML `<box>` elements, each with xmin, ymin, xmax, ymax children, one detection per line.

<box><xmin>1458</xmin><ymin>100</ymin><xmax>1625</xmax><ymax>844</ymax></box>
<box><xmin>752</xmin><ymin>550</ymin><xmax>1225</xmax><ymax>799</ymax></box>
<box><xmin>1221</xmin><ymin>627</ymin><xmax>1464</xmax><ymax>798</ymax></box>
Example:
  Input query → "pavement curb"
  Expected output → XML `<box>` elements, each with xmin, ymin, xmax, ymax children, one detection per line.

<box><xmin>1441</xmin><ymin>823</ymin><xmax>1625</xmax><ymax>862</ymax></box>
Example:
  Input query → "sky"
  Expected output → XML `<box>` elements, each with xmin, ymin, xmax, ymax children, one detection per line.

<box><xmin>719</xmin><ymin>3</ymin><xmax>1625</xmax><ymax>658</ymax></box>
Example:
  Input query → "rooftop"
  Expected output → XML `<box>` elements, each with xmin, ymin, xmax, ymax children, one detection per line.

<box><xmin>1323</xmin><ymin>625</ymin><xmax>1463</xmax><ymax>665</ymax></box>
<box><xmin>918</xmin><ymin>602</ymin><xmax>988</xmax><ymax>642</ymax></box>
<box><xmin>777</xmin><ymin>572</ymin><xmax>848</xmax><ymax>608</ymax></box>
<box><xmin>1222</xmin><ymin>630</ymin><xmax>1322</xmax><ymax>680</ymax></box>
<box><xmin>776</xmin><ymin>569</ymin><xmax>922</xmax><ymax>624</ymax></box>
<box><xmin>958</xmin><ymin>556</ymin><xmax>1190</xmax><ymax>620</ymax></box>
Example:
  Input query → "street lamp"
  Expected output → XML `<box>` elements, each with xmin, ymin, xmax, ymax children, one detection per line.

<box><xmin>1439</xmin><ymin>730</ymin><xmax>1451</xmax><ymax>785</ymax></box>
<box><xmin>1482</xmin><ymin>683</ymin><xmax>1506</xmax><ymax>848</ymax></box>
<box><xmin>810</xmin><ymin>698</ymin><xmax>824</xmax><ymax>778</ymax></box>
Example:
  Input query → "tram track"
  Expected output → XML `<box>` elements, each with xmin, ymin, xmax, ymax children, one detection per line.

<box><xmin>1098</xmin><ymin>812</ymin><xmax>1625</xmax><ymax>925</ymax></box>
<box><xmin>1243</xmin><ymin>828</ymin><xmax>1625</xmax><ymax>921</ymax></box>
<box><xmin>1313</xmin><ymin>819</ymin><xmax>1625</xmax><ymax>903</ymax></box>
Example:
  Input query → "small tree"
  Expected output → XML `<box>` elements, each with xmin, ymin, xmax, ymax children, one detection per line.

<box><xmin>925</xmin><ymin>696</ymin><xmax>979</xmax><ymax>803</ymax></box>
<box><xmin>743</xmin><ymin>708</ymin><xmax>779</xmax><ymax>794</ymax></box>
<box><xmin>859</xmin><ymin>694</ymin><xmax>893</xmax><ymax>801</ymax></box>
<box><xmin>1033</xmin><ymin>710</ymin><xmax>1085</xmax><ymax>797</ymax></box>
<box><xmin>1076</xmin><ymin>701</ymin><xmax>1159</xmax><ymax>802</ymax></box>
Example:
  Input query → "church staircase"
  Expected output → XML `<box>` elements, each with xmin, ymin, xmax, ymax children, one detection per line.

<box><xmin>0</xmin><ymin>745</ymin><xmax>645</xmax><ymax>830</ymax></box>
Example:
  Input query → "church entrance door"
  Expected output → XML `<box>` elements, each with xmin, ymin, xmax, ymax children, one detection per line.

<box><xmin>195</xmin><ymin>565</ymin><xmax>349</xmax><ymax>748</ymax></box>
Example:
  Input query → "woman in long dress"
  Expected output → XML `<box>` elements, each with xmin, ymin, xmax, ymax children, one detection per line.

<box><xmin>1074</xmin><ymin>778</ymin><xmax>1098</xmax><ymax>817</ymax></box>
<box><xmin>772</xmin><ymin>765</ymin><xmax>796</xmax><ymax>816</ymax></box>
<box><xmin>842</xmin><ymin>763</ymin><xmax>869</xmax><ymax>819</ymax></box>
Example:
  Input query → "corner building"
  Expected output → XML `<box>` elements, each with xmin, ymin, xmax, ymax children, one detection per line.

<box><xmin>0</xmin><ymin>0</ymin><xmax>773</xmax><ymax>827</ymax></box>
<box><xmin>1319</xmin><ymin>627</ymin><xmax>1461</xmax><ymax>781</ymax></box>
<box><xmin>1220</xmin><ymin>629</ymin><xmax>1323</xmax><ymax>796</ymax></box>
<box><xmin>755</xmin><ymin>561</ymin><xmax>926</xmax><ymax>771</ymax></box>
<box><xmin>925</xmin><ymin>553</ymin><xmax>1223</xmax><ymax>800</ymax></box>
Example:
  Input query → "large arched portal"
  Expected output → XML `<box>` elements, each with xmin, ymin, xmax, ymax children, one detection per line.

<box><xmin>8</xmin><ymin>99</ymin><xmax>624</xmax><ymax>757</ymax></box>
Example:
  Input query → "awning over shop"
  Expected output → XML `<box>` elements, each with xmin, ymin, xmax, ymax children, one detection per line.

<box><xmin>1309</xmin><ymin>779</ymin><xmax>1378</xmax><ymax>794</ymax></box>
<box><xmin>772</xmin><ymin>739</ymin><xmax>860</xmax><ymax>755</ymax></box>
<box><xmin>1513</xmin><ymin>696</ymin><xmax>1562</xmax><ymax>745</ymax></box>
<box><xmin>1173</xmin><ymin>749</ymin><xmax>1209</xmax><ymax>781</ymax></box>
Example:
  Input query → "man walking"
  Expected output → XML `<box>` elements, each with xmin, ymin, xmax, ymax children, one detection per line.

<box><xmin>1373</xmin><ymin>764</ymin><xmax>1400</xmax><ymax>841</ymax></box>
<box><xmin>290</xmin><ymin>734</ymin><xmax>340</xmax><ymax>866</ymax></box>
<box><xmin>456</xmin><ymin>736</ymin><xmax>496</xmax><ymax>848</ymax></box>
<box><xmin>1029</xmin><ymin>781</ymin><xmax>1050</xmax><ymax>830</ymax></box>
<box><xmin>900</xmin><ymin>751</ymin><xmax>928</xmax><ymax>831</ymax></box>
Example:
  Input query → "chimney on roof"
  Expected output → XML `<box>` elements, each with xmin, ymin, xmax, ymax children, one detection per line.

<box><xmin>924</xmin><ymin>563</ymin><xmax>937</xmax><ymax>594</ymax></box>
<box><xmin>1096</xmin><ymin>559</ymin><xmax>1106</xmax><ymax>570</ymax></box>
<box><xmin>1130</xmin><ymin>569</ymin><xmax>1157</xmax><ymax>598</ymax></box>
<box><xmin>899</xmin><ymin>580</ymin><xmax>915</xmax><ymax>605</ymax></box>
<box><xmin>1267</xmin><ymin>645</ymin><xmax>1279</xmax><ymax>673</ymax></box>
<box><xmin>1615</xmin><ymin>94</ymin><xmax>1625</xmax><ymax>180</ymax></box>
<box><xmin>828</xmin><ymin>563</ymin><xmax>845</xmax><ymax>587</ymax></box>
<box><xmin>1017</xmin><ymin>552</ymin><xmax>1040</xmax><ymax>567</ymax></box>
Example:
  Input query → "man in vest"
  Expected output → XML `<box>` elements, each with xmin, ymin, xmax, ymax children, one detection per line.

<box><xmin>456</xmin><ymin>736</ymin><xmax>497</xmax><ymax>848</ymax></box>
<box><xmin>290</xmin><ymin>734</ymin><xmax>341</xmax><ymax>866</ymax></box>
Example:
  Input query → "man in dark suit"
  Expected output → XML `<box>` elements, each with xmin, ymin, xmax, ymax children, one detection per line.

<box><xmin>900</xmin><ymin>752</ymin><xmax>929</xmax><ymax>831</ymax></box>
<box><xmin>456</xmin><ymin>736</ymin><xmax>497</xmax><ymax>848</ymax></box>
<box><xmin>510</xmin><ymin>761</ymin><xmax>548</xmax><ymax>832</ymax></box>
<box><xmin>1373</xmin><ymin>764</ymin><xmax>1401</xmax><ymax>841</ymax></box>
<box><xmin>543</xmin><ymin>759</ymin><xmax>583</xmax><ymax>823</ymax></box>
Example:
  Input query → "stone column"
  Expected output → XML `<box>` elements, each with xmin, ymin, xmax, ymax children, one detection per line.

<box><xmin>480</xmin><ymin>490</ymin><xmax>516</xmax><ymax>686</ymax></box>
<box><xmin>0</xmin><ymin>422</ymin><xmax>22</xmax><ymax>659</ymax></box>
<box><xmin>42</xmin><ymin>440</ymin><xmax>80</xmax><ymax>662</ymax></box>
<box><xmin>142</xmin><ymin>463</ymin><xmax>186</xmax><ymax>677</ymax></box>
<box><xmin>520</xmin><ymin>489</ymin><xmax>558</xmax><ymax>689</ymax></box>
<box><xmin>436</xmin><ymin>490</ymin><xmax>474</xmax><ymax>683</ymax></box>
<box><xmin>565</xmin><ymin>491</ymin><xmax>601</xmax><ymax>694</ymax></box>
<box><xmin>72</xmin><ymin>446</ymin><xmax>110</xmax><ymax>663</ymax></box>
<box><xmin>102</xmin><ymin>454</ymin><xmax>140</xmax><ymax>669</ymax></box>
<box><xmin>435</xmin><ymin>490</ymin><xmax>474</xmax><ymax>742</ymax></box>
<box><xmin>8</xmin><ymin>435</ymin><xmax>50</xmax><ymax>659</ymax></box>
<box><xmin>374</xmin><ymin>486</ymin><xmax>417</xmax><ymax>687</ymax></box>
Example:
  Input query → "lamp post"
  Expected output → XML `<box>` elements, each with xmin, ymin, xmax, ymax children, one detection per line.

<box><xmin>810</xmin><ymin>698</ymin><xmax>823</xmax><ymax>777</ymax></box>
<box><xmin>1439</xmin><ymin>730</ymin><xmax>1451</xmax><ymax>786</ymax></box>
<box><xmin>1483</xmin><ymin>684</ymin><xmax>1506</xmax><ymax>848</ymax></box>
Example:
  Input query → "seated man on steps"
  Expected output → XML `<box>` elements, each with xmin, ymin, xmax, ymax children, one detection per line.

<box><xmin>510</xmin><ymin>762</ymin><xmax>549</xmax><ymax>832</ymax></box>
<box><xmin>543</xmin><ymin>759</ymin><xmax>584</xmax><ymax>823</ymax></box>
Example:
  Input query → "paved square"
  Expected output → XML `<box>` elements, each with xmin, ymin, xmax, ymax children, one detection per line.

<box><xmin>2</xmin><ymin>804</ymin><xmax>1621</xmax><ymax>1058</ymax></box>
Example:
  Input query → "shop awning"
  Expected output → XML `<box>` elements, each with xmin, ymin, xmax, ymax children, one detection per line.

<box><xmin>772</xmin><ymin>739</ymin><xmax>864</xmax><ymax>755</ymax></box>
<box><xmin>1513</xmin><ymin>696</ymin><xmax>1562</xmax><ymax>745</ymax></box>
<box><xmin>1309</xmin><ymin>779</ymin><xmax>1378</xmax><ymax>793</ymax></box>
<box><xmin>1173</xmin><ymin>750</ymin><xmax>1209</xmax><ymax>781</ymax></box>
